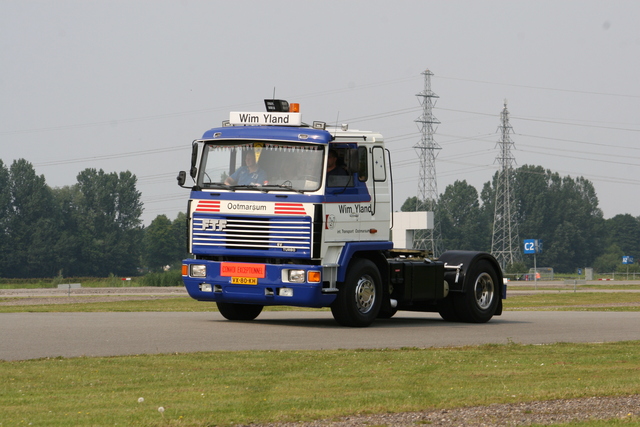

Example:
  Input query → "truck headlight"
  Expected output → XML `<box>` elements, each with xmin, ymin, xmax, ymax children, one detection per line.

<box><xmin>287</xmin><ymin>269</ymin><xmax>305</xmax><ymax>283</ymax></box>
<box><xmin>190</xmin><ymin>264</ymin><xmax>206</xmax><ymax>277</ymax></box>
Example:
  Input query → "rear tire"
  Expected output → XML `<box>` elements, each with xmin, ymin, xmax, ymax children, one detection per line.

<box><xmin>454</xmin><ymin>260</ymin><xmax>499</xmax><ymax>323</ymax></box>
<box><xmin>377</xmin><ymin>305</ymin><xmax>398</xmax><ymax>319</ymax></box>
<box><xmin>437</xmin><ymin>294</ymin><xmax>461</xmax><ymax>322</ymax></box>
<box><xmin>216</xmin><ymin>302</ymin><xmax>263</xmax><ymax>321</ymax></box>
<box><xmin>331</xmin><ymin>259</ymin><xmax>382</xmax><ymax>327</ymax></box>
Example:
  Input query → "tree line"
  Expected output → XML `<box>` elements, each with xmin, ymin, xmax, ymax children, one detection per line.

<box><xmin>1</xmin><ymin>159</ymin><xmax>638</xmax><ymax>278</ymax></box>
<box><xmin>0</xmin><ymin>159</ymin><xmax>186</xmax><ymax>278</ymax></box>
<box><xmin>402</xmin><ymin>164</ymin><xmax>640</xmax><ymax>274</ymax></box>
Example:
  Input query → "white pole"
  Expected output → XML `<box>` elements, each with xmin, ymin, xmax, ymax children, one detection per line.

<box><xmin>534</xmin><ymin>253</ymin><xmax>537</xmax><ymax>291</ymax></box>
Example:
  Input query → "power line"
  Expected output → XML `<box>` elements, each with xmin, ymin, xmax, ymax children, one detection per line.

<box><xmin>435</xmin><ymin>75</ymin><xmax>640</xmax><ymax>99</ymax></box>
<box><xmin>437</xmin><ymin>107</ymin><xmax>640</xmax><ymax>132</ymax></box>
<box><xmin>512</xmin><ymin>116</ymin><xmax>640</xmax><ymax>132</ymax></box>
<box><xmin>5</xmin><ymin>72</ymin><xmax>638</xmax><ymax>138</ymax></box>
<box><xmin>142</xmin><ymin>194</ymin><xmax>185</xmax><ymax>204</ymax></box>
<box><xmin>5</xmin><ymin>70</ymin><xmax>638</xmax><ymax>223</ymax></box>
<box><xmin>517</xmin><ymin>132</ymin><xmax>640</xmax><ymax>152</ymax></box>
<box><xmin>1</xmin><ymin>78</ymin><xmax>420</xmax><ymax>137</ymax></box>
<box><xmin>0</xmin><ymin>104</ymin><xmax>254</xmax><ymax>137</ymax></box>
<box><xmin>517</xmin><ymin>147</ymin><xmax>640</xmax><ymax>168</ymax></box>
<box><xmin>34</xmin><ymin>146</ymin><xmax>186</xmax><ymax>167</ymax></box>
<box><xmin>394</xmin><ymin>149</ymin><xmax>640</xmax><ymax>188</ymax></box>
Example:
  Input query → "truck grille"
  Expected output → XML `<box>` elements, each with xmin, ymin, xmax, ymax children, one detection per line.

<box><xmin>191</xmin><ymin>215</ymin><xmax>312</xmax><ymax>257</ymax></box>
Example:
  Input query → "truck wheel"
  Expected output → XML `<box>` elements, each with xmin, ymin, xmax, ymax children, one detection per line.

<box><xmin>216</xmin><ymin>302</ymin><xmax>263</xmax><ymax>321</ymax></box>
<box><xmin>331</xmin><ymin>259</ymin><xmax>382</xmax><ymax>327</ymax></box>
<box><xmin>454</xmin><ymin>260</ymin><xmax>499</xmax><ymax>323</ymax></box>
<box><xmin>437</xmin><ymin>295</ymin><xmax>461</xmax><ymax>322</ymax></box>
<box><xmin>377</xmin><ymin>305</ymin><xmax>398</xmax><ymax>319</ymax></box>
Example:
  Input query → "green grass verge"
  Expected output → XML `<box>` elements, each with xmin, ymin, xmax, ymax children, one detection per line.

<box><xmin>0</xmin><ymin>278</ymin><xmax>139</xmax><ymax>289</ymax></box>
<box><xmin>0</xmin><ymin>297</ymin><xmax>206</xmax><ymax>313</ymax></box>
<box><xmin>1</xmin><ymin>292</ymin><xmax>639</xmax><ymax>313</ymax></box>
<box><xmin>0</xmin><ymin>297</ymin><xmax>321</xmax><ymax>313</ymax></box>
<box><xmin>505</xmin><ymin>292</ymin><xmax>640</xmax><ymax>311</ymax></box>
<box><xmin>1</xmin><ymin>342</ymin><xmax>638</xmax><ymax>426</ymax></box>
<box><xmin>0</xmin><ymin>270</ymin><xmax>183</xmax><ymax>289</ymax></box>
<box><xmin>509</xmin><ymin>284</ymin><xmax>640</xmax><ymax>291</ymax></box>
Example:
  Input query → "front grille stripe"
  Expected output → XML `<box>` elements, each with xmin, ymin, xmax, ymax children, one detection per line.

<box><xmin>192</xmin><ymin>215</ymin><xmax>312</xmax><ymax>252</ymax></box>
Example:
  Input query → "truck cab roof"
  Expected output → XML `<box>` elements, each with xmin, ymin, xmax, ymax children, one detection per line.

<box><xmin>201</xmin><ymin>125</ymin><xmax>333</xmax><ymax>144</ymax></box>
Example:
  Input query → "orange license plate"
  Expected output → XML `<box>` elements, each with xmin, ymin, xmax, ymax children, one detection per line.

<box><xmin>220</xmin><ymin>262</ymin><xmax>266</xmax><ymax>278</ymax></box>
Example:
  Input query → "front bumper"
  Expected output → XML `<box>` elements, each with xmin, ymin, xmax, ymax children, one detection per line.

<box><xmin>181</xmin><ymin>259</ymin><xmax>336</xmax><ymax>308</ymax></box>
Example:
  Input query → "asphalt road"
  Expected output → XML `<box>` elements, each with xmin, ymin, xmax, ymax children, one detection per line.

<box><xmin>2</xmin><ymin>310</ymin><xmax>639</xmax><ymax>361</ymax></box>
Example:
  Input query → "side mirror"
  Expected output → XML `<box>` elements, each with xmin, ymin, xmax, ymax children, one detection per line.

<box><xmin>190</xmin><ymin>144</ymin><xmax>198</xmax><ymax>178</ymax></box>
<box><xmin>177</xmin><ymin>171</ymin><xmax>186</xmax><ymax>187</ymax></box>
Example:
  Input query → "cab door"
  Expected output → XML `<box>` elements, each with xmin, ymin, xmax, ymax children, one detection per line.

<box><xmin>323</xmin><ymin>145</ymin><xmax>368</xmax><ymax>242</ymax></box>
<box><xmin>358</xmin><ymin>145</ymin><xmax>390</xmax><ymax>242</ymax></box>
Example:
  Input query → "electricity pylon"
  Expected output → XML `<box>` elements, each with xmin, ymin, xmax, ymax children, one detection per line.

<box><xmin>491</xmin><ymin>101</ymin><xmax>522</xmax><ymax>270</ymax></box>
<box><xmin>413</xmin><ymin>69</ymin><xmax>443</xmax><ymax>256</ymax></box>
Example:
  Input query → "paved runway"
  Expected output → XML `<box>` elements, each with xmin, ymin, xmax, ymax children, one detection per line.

<box><xmin>2</xmin><ymin>310</ymin><xmax>639</xmax><ymax>361</ymax></box>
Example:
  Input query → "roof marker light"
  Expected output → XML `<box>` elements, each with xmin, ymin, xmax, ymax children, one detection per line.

<box><xmin>264</xmin><ymin>99</ymin><xmax>290</xmax><ymax>112</ymax></box>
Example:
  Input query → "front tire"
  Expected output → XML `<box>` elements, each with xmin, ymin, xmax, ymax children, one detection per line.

<box><xmin>216</xmin><ymin>302</ymin><xmax>263</xmax><ymax>321</ymax></box>
<box><xmin>331</xmin><ymin>259</ymin><xmax>382</xmax><ymax>327</ymax></box>
<box><xmin>454</xmin><ymin>260</ymin><xmax>499</xmax><ymax>323</ymax></box>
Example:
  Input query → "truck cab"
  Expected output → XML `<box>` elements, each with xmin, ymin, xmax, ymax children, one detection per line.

<box><xmin>178</xmin><ymin>100</ymin><xmax>504</xmax><ymax>327</ymax></box>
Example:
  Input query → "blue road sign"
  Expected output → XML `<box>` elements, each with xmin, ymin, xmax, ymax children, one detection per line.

<box><xmin>524</xmin><ymin>239</ymin><xmax>542</xmax><ymax>254</ymax></box>
<box><xmin>622</xmin><ymin>256</ymin><xmax>634</xmax><ymax>265</ymax></box>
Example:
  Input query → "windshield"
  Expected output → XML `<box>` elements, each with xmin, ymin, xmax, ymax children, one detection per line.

<box><xmin>198</xmin><ymin>141</ymin><xmax>324</xmax><ymax>192</ymax></box>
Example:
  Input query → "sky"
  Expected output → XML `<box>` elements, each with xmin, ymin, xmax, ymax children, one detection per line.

<box><xmin>1</xmin><ymin>0</ymin><xmax>639</xmax><ymax>226</ymax></box>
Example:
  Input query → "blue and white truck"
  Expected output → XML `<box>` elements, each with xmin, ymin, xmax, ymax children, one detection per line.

<box><xmin>177</xmin><ymin>100</ymin><xmax>505</xmax><ymax>327</ymax></box>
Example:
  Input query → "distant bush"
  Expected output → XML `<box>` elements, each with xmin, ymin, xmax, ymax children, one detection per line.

<box><xmin>139</xmin><ymin>269</ymin><xmax>183</xmax><ymax>287</ymax></box>
<box><xmin>0</xmin><ymin>276</ymin><xmax>143</xmax><ymax>289</ymax></box>
<box><xmin>1</xmin><ymin>271</ymin><xmax>185</xmax><ymax>288</ymax></box>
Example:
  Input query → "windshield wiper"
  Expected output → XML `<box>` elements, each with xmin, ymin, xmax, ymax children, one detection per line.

<box><xmin>203</xmin><ymin>182</ymin><xmax>235</xmax><ymax>191</ymax></box>
<box><xmin>260</xmin><ymin>184</ymin><xmax>304</xmax><ymax>194</ymax></box>
<box><xmin>232</xmin><ymin>184</ymin><xmax>269</xmax><ymax>193</ymax></box>
<box><xmin>204</xmin><ymin>182</ymin><xmax>304</xmax><ymax>194</ymax></box>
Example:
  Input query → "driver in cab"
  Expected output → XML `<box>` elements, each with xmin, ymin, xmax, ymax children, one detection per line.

<box><xmin>225</xmin><ymin>150</ymin><xmax>267</xmax><ymax>185</ymax></box>
<box><xmin>327</xmin><ymin>149</ymin><xmax>348</xmax><ymax>176</ymax></box>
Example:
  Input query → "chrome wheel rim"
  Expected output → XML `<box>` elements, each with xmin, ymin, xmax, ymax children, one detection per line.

<box><xmin>355</xmin><ymin>275</ymin><xmax>376</xmax><ymax>314</ymax></box>
<box><xmin>474</xmin><ymin>272</ymin><xmax>495</xmax><ymax>310</ymax></box>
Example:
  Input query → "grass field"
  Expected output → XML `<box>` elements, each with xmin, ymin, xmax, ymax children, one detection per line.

<box><xmin>1</xmin><ymin>288</ymin><xmax>639</xmax><ymax>426</ymax></box>
<box><xmin>2</xmin><ymin>342</ymin><xmax>639</xmax><ymax>426</ymax></box>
